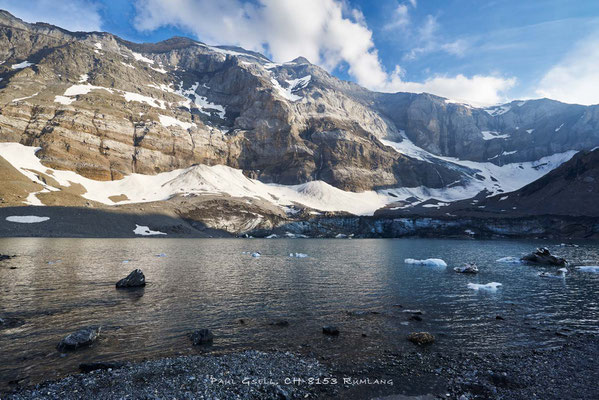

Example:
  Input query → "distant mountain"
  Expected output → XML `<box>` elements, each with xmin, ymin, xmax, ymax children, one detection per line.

<box><xmin>1</xmin><ymin>9</ymin><xmax>598</xmax><ymax>236</ymax></box>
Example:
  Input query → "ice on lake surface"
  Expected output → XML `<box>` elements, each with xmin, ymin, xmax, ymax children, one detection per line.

<box><xmin>0</xmin><ymin>238</ymin><xmax>598</xmax><ymax>388</ymax></box>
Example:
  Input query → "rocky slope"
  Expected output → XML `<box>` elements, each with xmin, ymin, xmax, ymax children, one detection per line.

<box><xmin>1</xmin><ymin>9</ymin><xmax>598</xmax><ymax>236</ymax></box>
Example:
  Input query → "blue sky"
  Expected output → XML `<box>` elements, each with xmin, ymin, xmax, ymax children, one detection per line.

<box><xmin>1</xmin><ymin>0</ymin><xmax>598</xmax><ymax>106</ymax></box>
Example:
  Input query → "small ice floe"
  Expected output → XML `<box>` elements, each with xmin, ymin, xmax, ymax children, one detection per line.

<box><xmin>576</xmin><ymin>266</ymin><xmax>599</xmax><ymax>273</ymax></box>
<box><xmin>496</xmin><ymin>256</ymin><xmax>522</xmax><ymax>264</ymax></box>
<box><xmin>47</xmin><ymin>260</ymin><xmax>62</xmax><ymax>265</ymax></box>
<box><xmin>289</xmin><ymin>253</ymin><xmax>308</xmax><ymax>258</ymax></box>
<box><xmin>454</xmin><ymin>263</ymin><xmax>479</xmax><ymax>273</ymax></box>
<box><xmin>155</xmin><ymin>253</ymin><xmax>167</xmax><ymax>257</ymax></box>
<box><xmin>122</xmin><ymin>260</ymin><xmax>131</xmax><ymax>264</ymax></box>
<box><xmin>133</xmin><ymin>224</ymin><xmax>166</xmax><ymax>236</ymax></box>
<box><xmin>251</xmin><ymin>252</ymin><xmax>261</xmax><ymax>258</ymax></box>
<box><xmin>265</xmin><ymin>234</ymin><xmax>278</xmax><ymax>239</ymax></box>
<box><xmin>335</xmin><ymin>233</ymin><xmax>348</xmax><ymax>239</ymax></box>
<box><xmin>404</xmin><ymin>258</ymin><xmax>447</xmax><ymax>267</ymax></box>
<box><xmin>6</xmin><ymin>216</ymin><xmax>50</xmax><ymax>223</ymax></box>
<box><xmin>539</xmin><ymin>268</ymin><xmax>568</xmax><ymax>278</ymax></box>
<box><xmin>467</xmin><ymin>282</ymin><xmax>502</xmax><ymax>291</ymax></box>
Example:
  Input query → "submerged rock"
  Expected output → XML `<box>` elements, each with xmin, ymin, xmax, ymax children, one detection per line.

<box><xmin>322</xmin><ymin>326</ymin><xmax>339</xmax><ymax>336</ymax></box>
<box><xmin>116</xmin><ymin>269</ymin><xmax>146</xmax><ymax>288</ymax></box>
<box><xmin>190</xmin><ymin>329</ymin><xmax>214</xmax><ymax>345</ymax></box>
<box><xmin>407</xmin><ymin>332</ymin><xmax>435</xmax><ymax>345</ymax></box>
<box><xmin>521</xmin><ymin>248</ymin><xmax>567</xmax><ymax>266</ymax></box>
<box><xmin>79</xmin><ymin>362</ymin><xmax>124</xmax><ymax>373</ymax></box>
<box><xmin>454</xmin><ymin>263</ymin><xmax>479</xmax><ymax>273</ymax></box>
<box><xmin>57</xmin><ymin>326</ymin><xmax>101</xmax><ymax>351</ymax></box>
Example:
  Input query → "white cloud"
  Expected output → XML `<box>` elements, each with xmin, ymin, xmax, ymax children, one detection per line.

<box><xmin>535</xmin><ymin>32</ymin><xmax>599</xmax><ymax>105</ymax></box>
<box><xmin>133</xmin><ymin>0</ymin><xmax>512</xmax><ymax>106</ymax></box>
<box><xmin>381</xmin><ymin>68</ymin><xmax>516</xmax><ymax>106</ymax></box>
<box><xmin>384</xmin><ymin>4</ymin><xmax>410</xmax><ymax>30</ymax></box>
<box><xmin>0</xmin><ymin>0</ymin><xmax>102</xmax><ymax>32</ymax></box>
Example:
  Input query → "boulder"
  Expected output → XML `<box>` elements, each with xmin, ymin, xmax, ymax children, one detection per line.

<box><xmin>521</xmin><ymin>248</ymin><xmax>567</xmax><ymax>266</ymax></box>
<box><xmin>407</xmin><ymin>332</ymin><xmax>435</xmax><ymax>345</ymax></box>
<box><xmin>454</xmin><ymin>263</ymin><xmax>479</xmax><ymax>273</ymax></box>
<box><xmin>322</xmin><ymin>326</ymin><xmax>339</xmax><ymax>336</ymax></box>
<box><xmin>116</xmin><ymin>269</ymin><xmax>146</xmax><ymax>288</ymax></box>
<box><xmin>190</xmin><ymin>329</ymin><xmax>214</xmax><ymax>345</ymax></box>
<box><xmin>57</xmin><ymin>326</ymin><xmax>101</xmax><ymax>351</ymax></box>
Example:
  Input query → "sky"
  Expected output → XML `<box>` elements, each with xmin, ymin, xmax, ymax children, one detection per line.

<box><xmin>1</xmin><ymin>0</ymin><xmax>598</xmax><ymax>107</ymax></box>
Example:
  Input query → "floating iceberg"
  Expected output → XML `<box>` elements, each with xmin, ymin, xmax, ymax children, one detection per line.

<box><xmin>496</xmin><ymin>256</ymin><xmax>522</xmax><ymax>264</ymax></box>
<box><xmin>467</xmin><ymin>282</ymin><xmax>502</xmax><ymax>291</ymax></box>
<box><xmin>576</xmin><ymin>266</ymin><xmax>599</xmax><ymax>273</ymax></box>
<box><xmin>539</xmin><ymin>268</ymin><xmax>568</xmax><ymax>278</ymax></box>
<box><xmin>251</xmin><ymin>252</ymin><xmax>261</xmax><ymax>258</ymax></box>
<box><xmin>404</xmin><ymin>258</ymin><xmax>447</xmax><ymax>267</ymax></box>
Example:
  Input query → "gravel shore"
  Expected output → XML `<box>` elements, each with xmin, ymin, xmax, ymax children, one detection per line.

<box><xmin>4</xmin><ymin>335</ymin><xmax>598</xmax><ymax>399</ymax></box>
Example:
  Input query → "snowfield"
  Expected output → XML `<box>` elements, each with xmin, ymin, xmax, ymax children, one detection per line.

<box><xmin>0</xmin><ymin>138</ymin><xmax>579</xmax><ymax>216</ymax></box>
<box><xmin>6</xmin><ymin>216</ymin><xmax>50</xmax><ymax>223</ymax></box>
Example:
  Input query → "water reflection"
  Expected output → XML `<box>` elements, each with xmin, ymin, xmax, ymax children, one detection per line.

<box><xmin>0</xmin><ymin>238</ymin><xmax>598</xmax><ymax>389</ymax></box>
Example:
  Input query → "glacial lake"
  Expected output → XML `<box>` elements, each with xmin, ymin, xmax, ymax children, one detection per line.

<box><xmin>1</xmin><ymin>238</ymin><xmax>598</xmax><ymax>389</ymax></box>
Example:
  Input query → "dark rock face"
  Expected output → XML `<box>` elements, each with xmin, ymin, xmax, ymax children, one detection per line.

<box><xmin>322</xmin><ymin>326</ymin><xmax>339</xmax><ymax>336</ymax></box>
<box><xmin>57</xmin><ymin>326</ymin><xmax>101</xmax><ymax>351</ymax></box>
<box><xmin>116</xmin><ymin>269</ymin><xmax>146</xmax><ymax>288</ymax></box>
<box><xmin>190</xmin><ymin>329</ymin><xmax>214</xmax><ymax>345</ymax></box>
<box><xmin>521</xmin><ymin>248</ymin><xmax>567</xmax><ymax>266</ymax></box>
<box><xmin>407</xmin><ymin>332</ymin><xmax>435</xmax><ymax>345</ymax></box>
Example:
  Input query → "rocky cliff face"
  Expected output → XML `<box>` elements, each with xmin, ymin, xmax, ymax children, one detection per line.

<box><xmin>1</xmin><ymin>9</ymin><xmax>598</xmax><ymax>230</ymax></box>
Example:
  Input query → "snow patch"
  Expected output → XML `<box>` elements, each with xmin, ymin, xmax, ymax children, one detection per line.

<box><xmin>484</xmin><ymin>105</ymin><xmax>511</xmax><ymax>116</ymax></box>
<box><xmin>6</xmin><ymin>216</ymin><xmax>50</xmax><ymax>223</ymax></box>
<box><xmin>12</xmin><ymin>92</ymin><xmax>38</xmax><ymax>102</ymax></box>
<box><xmin>289</xmin><ymin>253</ymin><xmax>308</xmax><ymax>258</ymax></box>
<box><xmin>158</xmin><ymin>115</ymin><xmax>195</xmax><ymax>130</ymax></box>
<box><xmin>270</xmin><ymin>75</ymin><xmax>311</xmax><ymax>102</ymax></box>
<box><xmin>11</xmin><ymin>61</ymin><xmax>33</xmax><ymax>69</ymax></box>
<box><xmin>133</xmin><ymin>224</ymin><xmax>166</xmax><ymax>236</ymax></box>
<box><xmin>54</xmin><ymin>95</ymin><xmax>75</xmax><ymax>105</ymax></box>
<box><xmin>481</xmin><ymin>131</ymin><xmax>510</xmax><ymax>140</ymax></box>
<box><xmin>132</xmin><ymin>52</ymin><xmax>154</xmax><ymax>64</ymax></box>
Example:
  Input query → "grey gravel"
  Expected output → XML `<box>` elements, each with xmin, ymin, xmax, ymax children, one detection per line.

<box><xmin>5</xmin><ymin>351</ymin><xmax>327</xmax><ymax>400</ymax></box>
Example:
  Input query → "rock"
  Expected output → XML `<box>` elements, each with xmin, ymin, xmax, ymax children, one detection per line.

<box><xmin>0</xmin><ymin>254</ymin><xmax>15</xmax><ymax>261</ymax></box>
<box><xmin>190</xmin><ymin>329</ymin><xmax>214</xmax><ymax>345</ymax></box>
<box><xmin>269</xmin><ymin>320</ymin><xmax>289</xmax><ymax>327</ymax></box>
<box><xmin>57</xmin><ymin>326</ymin><xmax>101</xmax><ymax>351</ymax></box>
<box><xmin>322</xmin><ymin>326</ymin><xmax>339</xmax><ymax>336</ymax></box>
<box><xmin>407</xmin><ymin>332</ymin><xmax>435</xmax><ymax>345</ymax></box>
<box><xmin>521</xmin><ymin>248</ymin><xmax>567</xmax><ymax>266</ymax></box>
<box><xmin>116</xmin><ymin>269</ymin><xmax>146</xmax><ymax>288</ymax></box>
<box><xmin>495</xmin><ymin>315</ymin><xmax>504</xmax><ymax>320</ymax></box>
<box><xmin>410</xmin><ymin>315</ymin><xmax>423</xmax><ymax>321</ymax></box>
<box><xmin>79</xmin><ymin>362</ymin><xmax>124</xmax><ymax>373</ymax></box>
<box><xmin>454</xmin><ymin>263</ymin><xmax>479</xmax><ymax>273</ymax></box>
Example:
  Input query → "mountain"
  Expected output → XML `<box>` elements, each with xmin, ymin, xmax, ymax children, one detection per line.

<box><xmin>0</xmin><ymin>10</ymin><xmax>598</xmax><ymax>236</ymax></box>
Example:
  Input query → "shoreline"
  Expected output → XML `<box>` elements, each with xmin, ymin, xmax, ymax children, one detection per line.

<box><xmin>3</xmin><ymin>335</ymin><xmax>598</xmax><ymax>399</ymax></box>
<box><xmin>1</xmin><ymin>206</ymin><xmax>598</xmax><ymax>240</ymax></box>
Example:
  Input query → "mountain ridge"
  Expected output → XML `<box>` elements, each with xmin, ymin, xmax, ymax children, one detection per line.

<box><xmin>1</xmin><ymin>9</ymin><xmax>598</xmax><ymax>237</ymax></box>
